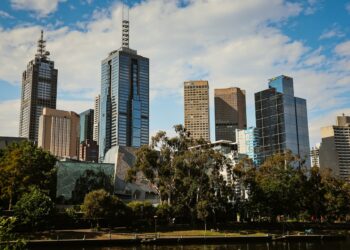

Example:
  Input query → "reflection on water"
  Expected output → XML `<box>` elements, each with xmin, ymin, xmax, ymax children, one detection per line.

<box><xmin>32</xmin><ymin>240</ymin><xmax>350</xmax><ymax>250</ymax></box>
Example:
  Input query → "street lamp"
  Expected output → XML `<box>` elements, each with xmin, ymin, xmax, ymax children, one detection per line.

<box><xmin>154</xmin><ymin>215</ymin><xmax>158</xmax><ymax>234</ymax></box>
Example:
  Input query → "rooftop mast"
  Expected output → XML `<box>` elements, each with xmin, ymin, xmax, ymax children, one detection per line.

<box><xmin>35</xmin><ymin>30</ymin><xmax>50</xmax><ymax>59</ymax></box>
<box><xmin>122</xmin><ymin>4</ymin><xmax>129</xmax><ymax>48</ymax></box>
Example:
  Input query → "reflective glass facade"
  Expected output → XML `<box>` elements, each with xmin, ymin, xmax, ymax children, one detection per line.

<box><xmin>99</xmin><ymin>48</ymin><xmax>149</xmax><ymax>161</ymax></box>
<box><xmin>255</xmin><ymin>75</ymin><xmax>310</xmax><ymax>166</ymax></box>
<box><xmin>79</xmin><ymin>109</ymin><xmax>94</xmax><ymax>143</ymax></box>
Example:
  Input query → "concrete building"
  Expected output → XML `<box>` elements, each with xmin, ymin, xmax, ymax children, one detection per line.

<box><xmin>38</xmin><ymin>108</ymin><xmax>80</xmax><ymax>159</ymax></box>
<box><xmin>93</xmin><ymin>95</ymin><xmax>100</xmax><ymax>144</ymax></box>
<box><xmin>79</xmin><ymin>139</ymin><xmax>98</xmax><ymax>162</ymax></box>
<box><xmin>320</xmin><ymin>115</ymin><xmax>350</xmax><ymax>182</ymax></box>
<box><xmin>99</xmin><ymin>16</ymin><xmax>149</xmax><ymax>161</ymax></box>
<box><xmin>255</xmin><ymin>75</ymin><xmax>310</xmax><ymax>166</ymax></box>
<box><xmin>310</xmin><ymin>144</ymin><xmax>320</xmax><ymax>168</ymax></box>
<box><xmin>184</xmin><ymin>80</ymin><xmax>210</xmax><ymax>141</ymax></box>
<box><xmin>79</xmin><ymin>109</ymin><xmax>94</xmax><ymax>143</ymax></box>
<box><xmin>236</xmin><ymin>127</ymin><xmax>259</xmax><ymax>166</ymax></box>
<box><xmin>19</xmin><ymin>31</ymin><xmax>57</xmax><ymax>143</ymax></box>
<box><xmin>215</xmin><ymin>87</ymin><xmax>246</xmax><ymax>142</ymax></box>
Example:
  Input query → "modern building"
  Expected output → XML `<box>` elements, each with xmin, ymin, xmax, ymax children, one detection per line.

<box><xmin>99</xmin><ymin>15</ymin><xmax>149</xmax><ymax>161</ymax></box>
<box><xmin>93</xmin><ymin>95</ymin><xmax>100</xmax><ymax>144</ymax></box>
<box><xmin>79</xmin><ymin>109</ymin><xmax>94</xmax><ymax>143</ymax></box>
<box><xmin>184</xmin><ymin>80</ymin><xmax>210</xmax><ymax>141</ymax></box>
<box><xmin>319</xmin><ymin>115</ymin><xmax>350</xmax><ymax>182</ymax></box>
<box><xmin>79</xmin><ymin>139</ymin><xmax>99</xmax><ymax>162</ymax></box>
<box><xmin>38</xmin><ymin>108</ymin><xmax>80</xmax><ymax>159</ymax></box>
<box><xmin>215</xmin><ymin>87</ymin><xmax>246</xmax><ymax>142</ymax></box>
<box><xmin>19</xmin><ymin>31</ymin><xmax>58</xmax><ymax>143</ymax></box>
<box><xmin>255</xmin><ymin>75</ymin><xmax>310</xmax><ymax>166</ymax></box>
<box><xmin>310</xmin><ymin>144</ymin><xmax>320</xmax><ymax>168</ymax></box>
<box><xmin>236</xmin><ymin>127</ymin><xmax>259</xmax><ymax>166</ymax></box>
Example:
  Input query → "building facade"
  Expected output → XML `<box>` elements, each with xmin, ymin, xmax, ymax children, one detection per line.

<box><xmin>79</xmin><ymin>139</ymin><xmax>99</xmax><ymax>162</ymax></box>
<box><xmin>99</xmin><ymin>18</ymin><xmax>149</xmax><ymax>161</ymax></box>
<box><xmin>215</xmin><ymin>87</ymin><xmax>246</xmax><ymax>142</ymax></box>
<box><xmin>310</xmin><ymin>144</ymin><xmax>320</xmax><ymax>168</ymax></box>
<box><xmin>19</xmin><ymin>31</ymin><xmax>57</xmax><ymax>143</ymax></box>
<box><xmin>255</xmin><ymin>75</ymin><xmax>310</xmax><ymax>166</ymax></box>
<box><xmin>79</xmin><ymin>109</ymin><xmax>94</xmax><ymax>143</ymax></box>
<box><xmin>320</xmin><ymin>115</ymin><xmax>350</xmax><ymax>182</ymax></box>
<box><xmin>184</xmin><ymin>80</ymin><xmax>210</xmax><ymax>141</ymax></box>
<box><xmin>93</xmin><ymin>95</ymin><xmax>100</xmax><ymax>144</ymax></box>
<box><xmin>38</xmin><ymin>108</ymin><xmax>80</xmax><ymax>159</ymax></box>
<box><xmin>236</xmin><ymin>127</ymin><xmax>259</xmax><ymax>165</ymax></box>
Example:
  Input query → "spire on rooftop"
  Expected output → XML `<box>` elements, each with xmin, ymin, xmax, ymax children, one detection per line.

<box><xmin>35</xmin><ymin>30</ymin><xmax>50</xmax><ymax>59</ymax></box>
<box><xmin>122</xmin><ymin>5</ymin><xmax>129</xmax><ymax>48</ymax></box>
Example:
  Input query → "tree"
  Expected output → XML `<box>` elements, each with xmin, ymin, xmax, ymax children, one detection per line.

<box><xmin>81</xmin><ymin>189</ymin><xmax>127</xmax><ymax>228</ymax></box>
<box><xmin>128</xmin><ymin>201</ymin><xmax>155</xmax><ymax>226</ymax></box>
<box><xmin>128</xmin><ymin>125</ymin><xmax>232</xmax><ymax>226</ymax></box>
<box><xmin>71</xmin><ymin>170</ymin><xmax>114</xmax><ymax>204</ymax></box>
<box><xmin>0</xmin><ymin>141</ymin><xmax>57</xmax><ymax>210</ymax></box>
<box><xmin>196</xmin><ymin>200</ymin><xmax>209</xmax><ymax>232</ymax></box>
<box><xmin>0</xmin><ymin>217</ymin><xmax>26</xmax><ymax>250</ymax></box>
<box><xmin>13</xmin><ymin>187</ymin><xmax>56</xmax><ymax>232</ymax></box>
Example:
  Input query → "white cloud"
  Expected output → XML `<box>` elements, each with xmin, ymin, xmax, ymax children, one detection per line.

<box><xmin>320</xmin><ymin>26</ymin><xmax>345</xmax><ymax>40</ymax></box>
<box><xmin>10</xmin><ymin>0</ymin><xmax>64</xmax><ymax>17</ymax></box>
<box><xmin>0</xmin><ymin>10</ymin><xmax>14</xmax><ymax>19</ymax></box>
<box><xmin>0</xmin><ymin>0</ymin><xmax>349</xmax><ymax>146</ymax></box>
<box><xmin>335</xmin><ymin>40</ymin><xmax>350</xmax><ymax>57</ymax></box>
<box><xmin>346</xmin><ymin>2</ymin><xmax>350</xmax><ymax>13</ymax></box>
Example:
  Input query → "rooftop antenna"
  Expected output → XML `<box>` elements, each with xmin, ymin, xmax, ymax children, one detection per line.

<box><xmin>35</xmin><ymin>30</ymin><xmax>50</xmax><ymax>59</ymax></box>
<box><xmin>122</xmin><ymin>4</ymin><xmax>129</xmax><ymax>48</ymax></box>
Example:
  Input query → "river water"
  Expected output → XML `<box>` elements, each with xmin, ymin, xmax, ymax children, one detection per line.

<box><xmin>33</xmin><ymin>239</ymin><xmax>350</xmax><ymax>250</ymax></box>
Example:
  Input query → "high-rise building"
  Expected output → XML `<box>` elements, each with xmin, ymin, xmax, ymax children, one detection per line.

<box><xmin>99</xmin><ymin>15</ymin><xmax>149</xmax><ymax>161</ymax></box>
<box><xmin>184</xmin><ymin>80</ymin><xmax>210</xmax><ymax>141</ymax></box>
<box><xmin>38</xmin><ymin>108</ymin><xmax>80</xmax><ymax>159</ymax></box>
<box><xmin>236</xmin><ymin>127</ymin><xmax>259</xmax><ymax>165</ymax></box>
<box><xmin>215</xmin><ymin>87</ymin><xmax>246</xmax><ymax>142</ymax></box>
<box><xmin>320</xmin><ymin>115</ymin><xmax>350</xmax><ymax>182</ymax></box>
<box><xmin>93</xmin><ymin>95</ymin><xmax>100</xmax><ymax>144</ymax></box>
<box><xmin>310</xmin><ymin>144</ymin><xmax>320</xmax><ymax>168</ymax></box>
<box><xmin>19</xmin><ymin>31</ymin><xmax>57</xmax><ymax>143</ymax></box>
<box><xmin>79</xmin><ymin>109</ymin><xmax>94</xmax><ymax>143</ymax></box>
<box><xmin>255</xmin><ymin>75</ymin><xmax>310</xmax><ymax>166</ymax></box>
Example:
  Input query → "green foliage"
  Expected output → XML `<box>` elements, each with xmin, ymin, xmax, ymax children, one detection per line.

<box><xmin>71</xmin><ymin>170</ymin><xmax>114</xmax><ymax>204</ymax></box>
<box><xmin>128</xmin><ymin>201</ymin><xmax>155</xmax><ymax>225</ymax></box>
<box><xmin>0</xmin><ymin>217</ymin><xmax>26</xmax><ymax>250</ymax></box>
<box><xmin>13</xmin><ymin>187</ymin><xmax>55</xmax><ymax>232</ymax></box>
<box><xmin>0</xmin><ymin>141</ymin><xmax>57</xmax><ymax>210</ymax></box>
<box><xmin>81</xmin><ymin>189</ymin><xmax>128</xmax><ymax>227</ymax></box>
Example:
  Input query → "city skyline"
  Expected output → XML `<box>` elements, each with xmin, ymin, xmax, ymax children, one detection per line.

<box><xmin>1</xmin><ymin>0</ymin><xmax>350</xmax><ymax>147</ymax></box>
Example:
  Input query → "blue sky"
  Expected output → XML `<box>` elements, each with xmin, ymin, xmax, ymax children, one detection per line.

<box><xmin>0</xmin><ymin>0</ymin><xmax>350</xmax><ymax>147</ymax></box>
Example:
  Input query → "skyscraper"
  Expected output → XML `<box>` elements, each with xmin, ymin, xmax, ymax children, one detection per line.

<box><xmin>79</xmin><ymin>109</ymin><xmax>94</xmax><ymax>143</ymax></box>
<box><xmin>19</xmin><ymin>31</ymin><xmax>57</xmax><ymax>142</ymax></box>
<box><xmin>255</xmin><ymin>75</ymin><xmax>310</xmax><ymax>166</ymax></box>
<box><xmin>38</xmin><ymin>108</ymin><xmax>80</xmax><ymax>159</ymax></box>
<box><xmin>99</xmin><ymin>15</ymin><xmax>149</xmax><ymax>161</ymax></box>
<box><xmin>93</xmin><ymin>95</ymin><xmax>100</xmax><ymax>144</ymax></box>
<box><xmin>236</xmin><ymin>127</ymin><xmax>259</xmax><ymax>165</ymax></box>
<box><xmin>214</xmin><ymin>87</ymin><xmax>246</xmax><ymax>142</ymax></box>
<box><xmin>184</xmin><ymin>80</ymin><xmax>210</xmax><ymax>141</ymax></box>
<box><xmin>320</xmin><ymin>115</ymin><xmax>350</xmax><ymax>182</ymax></box>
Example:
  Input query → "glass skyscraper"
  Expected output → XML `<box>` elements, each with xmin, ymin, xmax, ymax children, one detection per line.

<box><xmin>19</xmin><ymin>31</ymin><xmax>57</xmax><ymax>142</ymax></box>
<box><xmin>99</xmin><ymin>18</ymin><xmax>149</xmax><ymax>161</ymax></box>
<box><xmin>79</xmin><ymin>109</ymin><xmax>94</xmax><ymax>143</ymax></box>
<box><xmin>255</xmin><ymin>75</ymin><xmax>310</xmax><ymax>166</ymax></box>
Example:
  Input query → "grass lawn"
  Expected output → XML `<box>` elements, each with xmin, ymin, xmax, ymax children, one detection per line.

<box><xmin>158</xmin><ymin>230</ymin><xmax>268</xmax><ymax>237</ymax></box>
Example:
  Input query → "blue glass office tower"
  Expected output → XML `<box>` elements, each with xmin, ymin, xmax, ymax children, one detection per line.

<box><xmin>79</xmin><ymin>109</ymin><xmax>94</xmax><ymax>143</ymax></box>
<box><xmin>255</xmin><ymin>75</ymin><xmax>310</xmax><ymax>166</ymax></box>
<box><xmin>99</xmin><ymin>45</ymin><xmax>149</xmax><ymax>160</ymax></box>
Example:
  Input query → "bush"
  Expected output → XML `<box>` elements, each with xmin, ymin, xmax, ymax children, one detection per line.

<box><xmin>13</xmin><ymin>187</ymin><xmax>55</xmax><ymax>232</ymax></box>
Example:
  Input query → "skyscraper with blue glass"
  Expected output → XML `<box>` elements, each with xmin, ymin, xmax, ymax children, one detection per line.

<box><xmin>255</xmin><ymin>75</ymin><xmax>310</xmax><ymax>166</ymax></box>
<box><xmin>98</xmin><ymin>17</ymin><xmax>149</xmax><ymax>161</ymax></box>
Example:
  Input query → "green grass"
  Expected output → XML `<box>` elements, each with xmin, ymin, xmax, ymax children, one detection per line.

<box><xmin>159</xmin><ymin>230</ymin><xmax>267</xmax><ymax>237</ymax></box>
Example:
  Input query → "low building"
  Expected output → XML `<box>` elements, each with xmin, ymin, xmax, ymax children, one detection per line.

<box><xmin>0</xmin><ymin>136</ymin><xmax>27</xmax><ymax>150</ymax></box>
<box><xmin>79</xmin><ymin>139</ymin><xmax>98</xmax><ymax>162</ymax></box>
